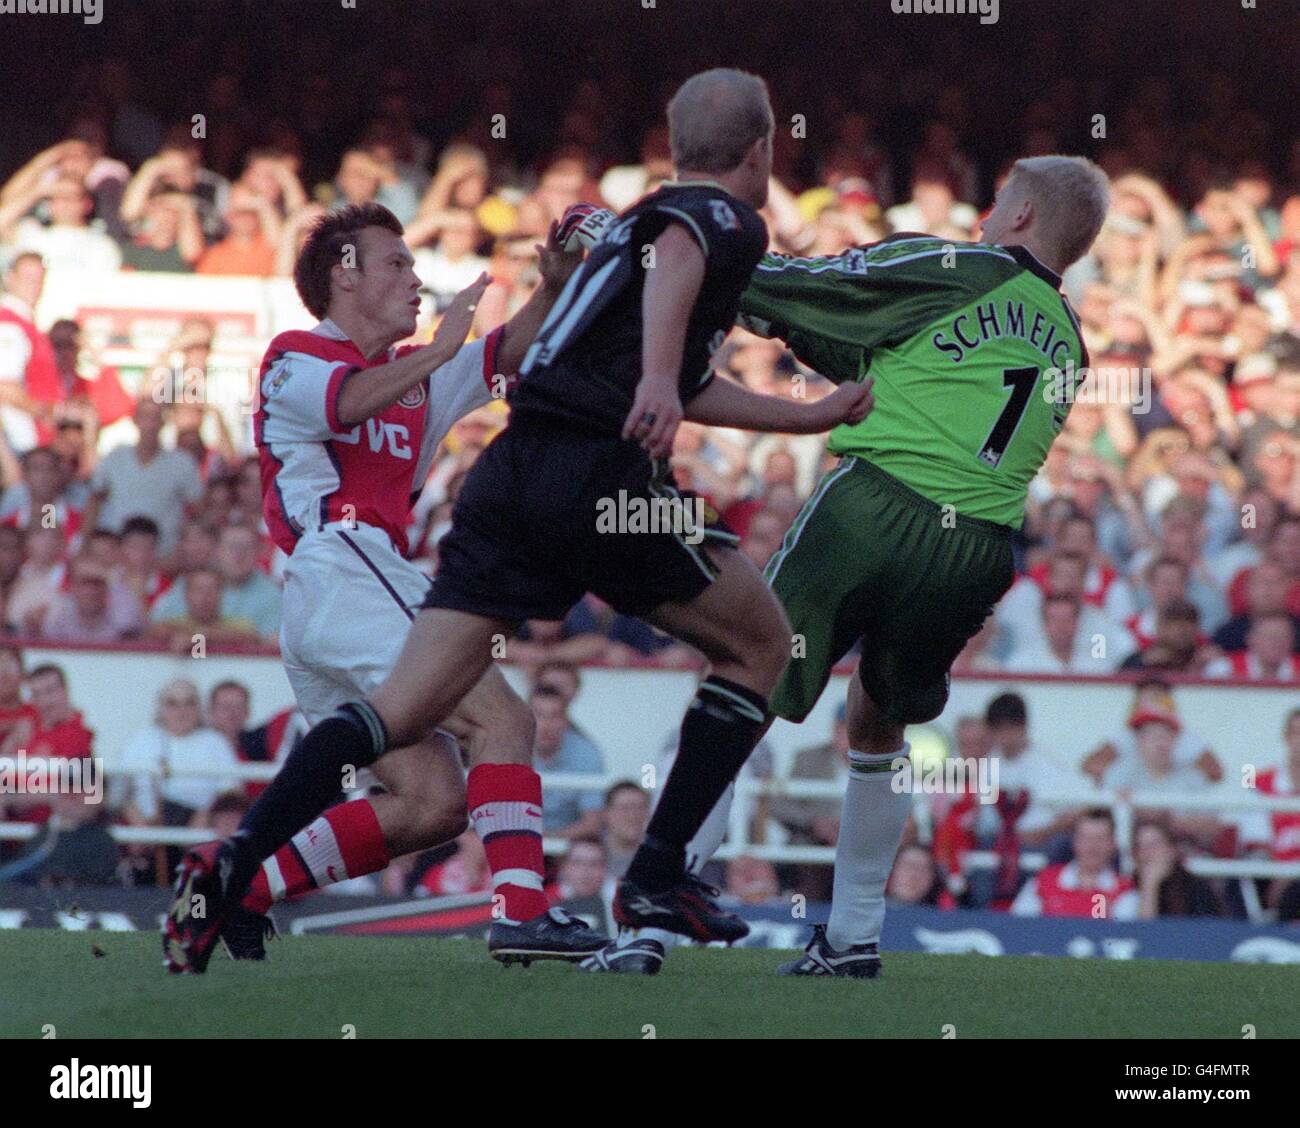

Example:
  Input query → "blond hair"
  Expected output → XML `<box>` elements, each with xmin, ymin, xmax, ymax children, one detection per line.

<box><xmin>666</xmin><ymin>68</ymin><xmax>773</xmax><ymax>175</ymax></box>
<box><xmin>1008</xmin><ymin>155</ymin><xmax>1110</xmax><ymax>268</ymax></box>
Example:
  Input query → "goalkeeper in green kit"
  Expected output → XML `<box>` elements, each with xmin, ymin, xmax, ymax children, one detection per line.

<box><xmin>579</xmin><ymin>155</ymin><xmax>1110</xmax><ymax>977</ymax></box>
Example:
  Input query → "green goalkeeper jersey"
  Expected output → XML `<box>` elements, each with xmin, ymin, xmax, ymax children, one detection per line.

<box><xmin>738</xmin><ymin>235</ymin><xmax>1087</xmax><ymax>529</ymax></box>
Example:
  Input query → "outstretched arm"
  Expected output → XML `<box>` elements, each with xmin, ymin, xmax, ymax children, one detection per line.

<box><xmin>685</xmin><ymin>372</ymin><xmax>873</xmax><ymax>433</ymax></box>
<box><xmin>335</xmin><ymin>274</ymin><xmax>489</xmax><ymax>427</ymax></box>
<box><xmin>494</xmin><ymin>221</ymin><xmax>582</xmax><ymax>376</ymax></box>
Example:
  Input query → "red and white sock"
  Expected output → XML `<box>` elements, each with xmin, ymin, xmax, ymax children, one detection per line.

<box><xmin>466</xmin><ymin>763</ymin><xmax>549</xmax><ymax>925</ymax></box>
<box><xmin>242</xmin><ymin>799</ymin><xmax>390</xmax><ymax>914</ymax></box>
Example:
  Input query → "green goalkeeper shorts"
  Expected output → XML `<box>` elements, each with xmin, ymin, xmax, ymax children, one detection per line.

<box><xmin>764</xmin><ymin>456</ymin><xmax>1015</xmax><ymax>724</ymax></box>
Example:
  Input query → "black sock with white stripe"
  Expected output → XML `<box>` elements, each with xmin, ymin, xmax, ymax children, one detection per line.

<box><xmin>226</xmin><ymin>702</ymin><xmax>388</xmax><ymax>895</ymax></box>
<box><xmin>628</xmin><ymin>676</ymin><xmax>769</xmax><ymax>893</ymax></box>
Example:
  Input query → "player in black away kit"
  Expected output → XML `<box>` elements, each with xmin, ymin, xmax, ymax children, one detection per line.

<box><xmin>165</xmin><ymin>68</ymin><xmax>872</xmax><ymax>969</ymax></box>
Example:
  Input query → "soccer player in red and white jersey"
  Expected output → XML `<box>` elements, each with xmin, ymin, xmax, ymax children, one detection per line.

<box><xmin>166</xmin><ymin>202</ymin><xmax>608</xmax><ymax>971</ymax></box>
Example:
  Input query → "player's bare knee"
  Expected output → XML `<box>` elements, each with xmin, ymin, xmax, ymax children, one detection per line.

<box><xmin>743</xmin><ymin>598</ymin><xmax>793</xmax><ymax>692</ymax></box>
<box><xmin>469</xmin><ymin>696</ymin><xmax>534</xmax><ymax>765</ymax></box>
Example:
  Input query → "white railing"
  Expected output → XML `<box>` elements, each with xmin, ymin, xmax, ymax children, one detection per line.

<box><xmin>6</xmin><ymin>766</ymin><xmax>1300</xmax><ymax>916</ymax></box>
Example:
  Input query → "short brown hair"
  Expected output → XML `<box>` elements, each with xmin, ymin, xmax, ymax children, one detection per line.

<box><xmin>293</xmin><ymin>203</ymin><xmax>403</xmax><ymax>319</ymax></box>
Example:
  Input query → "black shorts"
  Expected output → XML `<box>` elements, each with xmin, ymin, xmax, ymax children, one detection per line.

<box><xmin>422</xmin><ymin>415</ymin><xmax>738</xmax><ymax>622</ymax></box>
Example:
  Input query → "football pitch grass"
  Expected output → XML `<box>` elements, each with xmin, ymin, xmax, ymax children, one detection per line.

<box><xmin>2</xmin><ymin>930</ymin><xmax>1297</xmax><ymax>1039</ymax></box>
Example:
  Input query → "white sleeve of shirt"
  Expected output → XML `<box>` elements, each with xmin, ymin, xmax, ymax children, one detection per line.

<box><xmin>0</xmin><ymin>323</ymin><xmax>32</xmax><ymax>382</ymax></box>
<box><xmin>420</xmin><ymin>330</ymin><xmax>501</xmax><ymax>453</ymax></box>
<box><xmin>409</xmin><ymin>329</ymin><xmax>502</xmax><ymax>491</ymax></box>
<box><xmin>259</xmin><ymin>349</ymin><xmax>357</xmax><ymax>443</ymax></box>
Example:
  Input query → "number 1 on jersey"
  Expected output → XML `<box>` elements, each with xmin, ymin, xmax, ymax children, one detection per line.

<box><xmin>977</xmin><ymin>366</ymin><xmax>1038</xmax><ymax>469</ymax></box>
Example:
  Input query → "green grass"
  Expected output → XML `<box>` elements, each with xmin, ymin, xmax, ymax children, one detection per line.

<box><xmin>1</xmin><ymin>930</ymin><xmax>1296</xmax><ymax>1039</ymax></box>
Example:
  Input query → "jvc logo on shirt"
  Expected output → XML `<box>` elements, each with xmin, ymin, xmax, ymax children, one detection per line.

<box><xmin>332</xmin><ymin>419</ymin><xmax>412</xmax><ymax>460</ymax></box>
<box><xmin>49</xmin><ymin>1059</ymin><xmax>151</xmax><ymax>1108</ymax></box>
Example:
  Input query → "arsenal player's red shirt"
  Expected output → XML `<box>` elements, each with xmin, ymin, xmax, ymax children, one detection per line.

<box><xmin>254</xmin><ymin>318</ymin><xmax>503</xmax><ymax>557</ymax></box>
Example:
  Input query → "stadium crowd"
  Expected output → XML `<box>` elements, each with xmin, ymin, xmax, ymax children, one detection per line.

<box><xmin>0</xmin><ymin>5</ymin><xmax>1298</xmax><ymax>920</ymax></box>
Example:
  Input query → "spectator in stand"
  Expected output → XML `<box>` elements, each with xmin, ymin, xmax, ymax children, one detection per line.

<box><xmin>146</xmin><ymin>566</ymin><xmax>259</xmax><ymax>652</ymax></box>
<box><xmin>1132</xmin><ymin>820</ymin><xmax>1222</xmax><ymax>919</ymax></box>
<box><xmin>0</xmin><ymin>445</ymin><xmax>82</xmax><ymax>540</ymax></box>
<box><xmin>0</xmin><ymin>644</ymin><xmax>38</xmax><ymax>757</ymax></box>
<box><xmin>1118</xmin><ymin>598</ymin><xmax>1213</xmax><ymax>674</ymax></box>
<box><xmin>997</xmin><ymin>549</ymin><xmax>1127</xmax><ymax>664</ymax></box>
<box><xmin>204</xmin><ymin>790</ymin><xmax>252</xmax><ymax>839</ymax></box>
<box><xmin>1122</xmin><ymin>555</ymin><xmax>1196</xmax><ymax>654</ymax></box>
<box><xmin>722</xmin><ymin>855</ymin><xmax>784</xmax><ymax>907</ymax></box>
<box><xmin>1208</xmin><ymin>486</ymin><xmax>1279</xmax><ymax>590</ymax></box>
<box><xmin>1205</xmin><ymin>612</ymin><xmax>1298</xmax><ymax>681</ymax></box>
<box><xmin>1238</xmin><ymin>709</ymin><xmax>1300</xmax><ymax>913</ymax></box>
<box><xmin>887</xmin><ymin>843</ymin><xmax>953</xmax><ymax>909</ymax></box>
<box><xmin>771</xmin><ymin>701</ymin><xmax>849</xmax><ymax>850</ymax></box>
<box><xmin>1129</xmin><ymin>496</ymin><xmax>1230</xmax><ymax>631</ymax></box>
<box><xmin>1246</xmin><ymin>427</ymin><xmax>1300</xmax><ymax>511</ymax></box>
<box><xmin>1084</xmin><ymin>678</ymin><xmax>1222</xmax><ymax>778</ymax></box>
<box><xmin>233</xmin><ymin>148</ymin><xmax>308</xmax><ymax>223</ymax></box>
<box><xmin>6</xmin><ymin>525</ymin><xmax>66</xmax><ymax>634</ymax></box>
<box><xmin>417</xmin><ymin>829</ymin><xmax>491</xmax><ymax>897</ymax></box>
<box><xmin>114</xmin><ymin>678</ymin><xmax>240</xmax><ymax>828</ymax></box>
<box><xmin>1011</xmin><ymin>808</ymin><xmax>1138</xmax><ymax>919</ymax></box>
<box><xmin>119</xmin><ymin>139</ymin><xmax>228</xmax><ymax>243</ymax></box>
<box><xmin>1005</xmin><ymin>593</ymin><xmax>1116</xmax><ymax>674</ymax></box>
<box><xmin>883</xmin><ymin>162</ymin><xmax>978</xmax><ymax>237</ymax></box>
<box><xmin>168</xmin><ymin>519</ymin><xmax>219</xmax><ymax>578</ymax></box>
<box><xmin>212</xmin><ymin>524</ymin><xmax>280</xmax><ymax>638</ymax></box>
<box><xmin>531</xmin><ymin>659</ymin><xmax>580</xmax><ymax>709</ymax></box>
<box><xmin>0</xmin><ymin>174</ymin><xmax>122</xmax><ymax>276</ymax></box>
<box><xmin>0</xmin><ymin>524</ymin><xmax>24</xmax><ymax>616</ymax></box>
<box><xmin>983</xmin><ymin>692</ymin><xmax>1079</xmax><ymax>863</ymax></box>
<box><xmin>0</xmin><ymin>133</ymin><xmax>129</xmax><ymax>243</ymax></box>
<box><xmin>531</xmin><ymin>683</ymin><xmax>605</xmax><ymax>839</ymax></box>
<box><xmin>406</xmin><ymin>208</ymin><xmax>490</xmax><ymax>310</ymax></box>
<box><xmin>116</xmin><ymin>516</ymin><xmax>168</xmax><ymax>609</ymax></box>
<box><xmin>548</xmin><ymin>838</ymin><xmax>610</xmax><ymax>903</ymax></box>
<box><xmin>195</xmin><ymin>188</ymin><xmax>279</xmax><ymax>277</ymax></box>
<box><xmin>602</xmin><ymin>780</ymin><xmax>649</xmax><ymax>880</ymax></box>
<box><xmin>1213</xmin><ymin>560</ymin><xmax>1300</xmax><ymax>654</ymax></box>
<box><xmin>27</xmin><ymin>663</ymin><xmax>94</xmax><ymax>765</ymax></box>
<box><xmin>207</xmin><ymin>679</ymin><xmax>304</xmax><ymax>800</ymax></box>
<box><xmin>45</xmin><ymin>319</ymin><xmax>134</xmax><ymax>443</ymax></box>
<box><xmin>117</xmin><ymin>192</ymin><xmax>205</xmax><ymax>273</ymax></box>
<box><xmin>39</xmin><ymin>556</ymin><xmax>144</xmax><ymax>643</ymax></box>
<box><xmin>0</xmin><ymin>252</ymin><xmax>50</xmax><ymax>453</ymax></box>
<box><xmin>82</xmin><ymin>398</ymin><xmax>204</xmax><ymax>555</ymax></box>
<box><xmin>1098</xmin><ymin>704</ymin><xmax>1224</xmax><ymax>850</ymax></box>
<box><xmin>1</xmin><ymin>663</ymin><xmax>94</xmax><ymax>827</ymax></box>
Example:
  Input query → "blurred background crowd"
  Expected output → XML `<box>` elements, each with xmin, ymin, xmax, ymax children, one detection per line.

<box><xmin>0</xmin><ymin>0</ymin><xmax>1297</xmax><ymax>919</ymax></box>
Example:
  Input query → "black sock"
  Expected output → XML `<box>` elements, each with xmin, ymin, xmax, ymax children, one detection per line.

<box><xmin>225</xmin><ymin>702</ymin><xmax>387</xmax><ymax>894</ymax></box>
<box><xmin>627</xmin><ymin>676</ymin><xmax>768</xmax><ymax>893</ymax></box>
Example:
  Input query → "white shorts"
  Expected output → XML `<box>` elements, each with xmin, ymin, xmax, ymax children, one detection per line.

<box><xmin>280</xmin><ymin>523</ymin><xmax>432</xmax><ymax>726</ymax></box>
